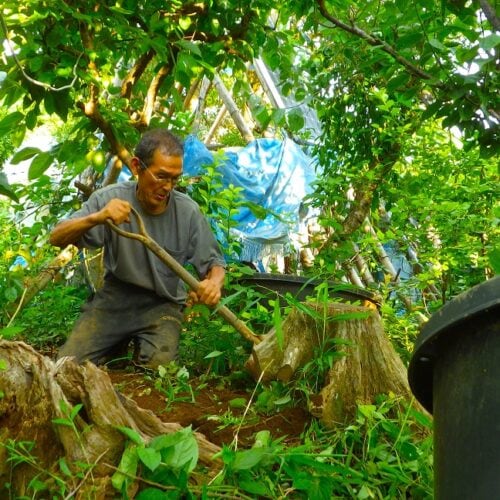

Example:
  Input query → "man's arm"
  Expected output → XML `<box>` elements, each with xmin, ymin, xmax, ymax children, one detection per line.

<box><xmin>49</xmin><ymin>199</ymin><xmax>131</xmax><ymax>248</ymax></box>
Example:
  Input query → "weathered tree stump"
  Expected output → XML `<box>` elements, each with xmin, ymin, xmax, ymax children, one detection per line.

<box><xmin>0</xmin><ymin>341</ymin><xmax>220</xmax><ymax>496</ymax></box>
<box><xmin>245</xmin><ymin>302</ymin><xmax>417</xmax><ymax>425</ymax></box>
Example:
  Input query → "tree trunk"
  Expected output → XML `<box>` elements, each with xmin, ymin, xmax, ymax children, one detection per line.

<box><xmin>245</xmin><ymin>302</ymin><xmax>417</xmax><ymax>425</ymax></box>
<box><xmin>0</xmin><ymin>341</ymin><xmax>220</xmax><ymax>496</ymax></box>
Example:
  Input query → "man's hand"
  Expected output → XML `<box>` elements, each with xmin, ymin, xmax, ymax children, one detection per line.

<box><xmin>98</xmin><ymin>199</ymin><xmax>131</xmax><ymax>225</ymax></box>
<box><xmin>190</xmin><ymin>279</ymin><xmax>222</xmax><ymax>307</ymax></box>
<box><xmin>187</xmin><ymin>266</ymin><xmax>225</xmax><ymax>307</ymax></box>
<box><xmin>49</xmin><ymin>198</ymin><xmax>132</xmax><ymax>248</ymax></box>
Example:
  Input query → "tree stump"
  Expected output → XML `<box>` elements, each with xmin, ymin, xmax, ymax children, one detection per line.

<box><xmin>245</xmin><ymin>302</ymin><xmax>417</xmax><ymax>425</ymax></box>
<box><xmin>0</xmin><ymin>341</ymin><xmax>220</xmax><ymax>496</ymax></box>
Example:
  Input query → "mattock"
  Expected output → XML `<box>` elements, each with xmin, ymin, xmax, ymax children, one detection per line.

<box><xmin>106</xmin><ymin>206</ymin><xmax>261</xmax><ymax>345</ymax></box>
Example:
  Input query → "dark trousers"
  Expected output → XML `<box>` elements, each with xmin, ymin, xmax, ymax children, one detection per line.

<box><xmin>58</xmin><ymin>276</ymin><xmax>183</xmax><ymax>367</ymax></box>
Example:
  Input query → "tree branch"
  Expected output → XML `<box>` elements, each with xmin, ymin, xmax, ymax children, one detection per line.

<box><xmin>316</xmin><ymin>0</ymin><xmax>442</xmax><ymax>85</ymax></box>
<box><xmin>0</xmin><ymin>11</ymin><xmax>82</xmax><ymax>92</ymax></box>
<box><xmin>139</xmin><ymin>60</ymin><xmax>174</xmax><ymax>127</ymax></box>
<box><xmin>121</xmin><ymin>49</ymin><xmax>156</xmax><ymax>100</ymax></box>
<box><xmin>479</xmin><ymin>0</ymin><xmax>500</xmax><ymax>32</ymax></box>
<box><xmin>78</xmin><ymin>20</ymin><xmax>132</xmax><ymax>181</ymax></box>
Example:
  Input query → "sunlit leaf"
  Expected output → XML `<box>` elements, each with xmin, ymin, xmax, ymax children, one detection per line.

<box><xmin>0</xmin><ymin>172</ymin><xmax>19</xmax><ymax>202</ymax></box>
<box><xmin>112</xmin><ymin>444</ymin><xmax>139</xmax><ymax>491</ymax></box>
<box><xmin>488</xmin><ymin>246</ymin><xmax>500</xmax><ymax>274</ymax></box>
<box><xmin>176</xmin><ymin>39</ymin><xmax>202</xmax><ymax>57</ymax></box>
<box><xmin>231</xmin><ymin>447</ymin><xmax>269</xmax><ymax>470</ymax></box>
<box><xmin>273</xmin><ymin>299</ymin><xmax>284</xmax><ymax>351</ymax></box>
<box><xmin>0</xmin><ymin>112</ymin><xmax>24</xmax><ymax>135</ymax></box>
<box><xmin>28</xmin><ymin>152</ymin><xmax>53</xmax><ymax>180</ymax></box>
<box><xmin>137</xmin><ymin>446</ymin><xmax>162</xmax><ymax>471</ymax></box>
<box><xmin>0</xmin><ymin>326</ymin><xmax>24</xmax><ymax>339</ymax></box>
<box><xmin>204</xmin><ymin>350</ymin><xmax>223</xmax><ymax>359</ymax></box>
<box><xmin>115</xmin><ymin>426</ymin><xmax>144</xmax><ymax>445</ymax></box>
<box><xmin>10</xmin><ymin>147</ymin><xmax>41</xmax><ymax>164</ymax></box>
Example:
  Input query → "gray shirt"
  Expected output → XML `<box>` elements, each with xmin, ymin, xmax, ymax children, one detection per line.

<box><xmin>70</xmin><ymin>181</ymin><xmax>226</xmax><ymax>303</ymax></box>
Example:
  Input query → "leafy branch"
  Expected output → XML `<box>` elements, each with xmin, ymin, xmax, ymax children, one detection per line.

<box><xmin>0</xmin><ymin>11</ymin><xmax>83</xmax><ymax>92</ymax></box>
<box><xmin>316</xmin><ymin>0</ymin><xmax>440</xmax><ymax>84</ymax></box>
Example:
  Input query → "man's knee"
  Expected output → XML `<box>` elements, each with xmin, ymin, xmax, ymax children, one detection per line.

<box><xmin>134</xmin><ymin>328</ymin><xmax>180</xmax><ymax>368</ymax></box>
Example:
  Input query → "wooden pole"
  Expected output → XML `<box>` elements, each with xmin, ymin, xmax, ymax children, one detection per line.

<box><xmin>212</xmin><ymin>73</ymin><xmax>255</xmax><ymax>143</ymax></box>
<box><xmin>204</xmin><ymin>105</ymin><xmax>227</xmax><ymax>144</ymax></box>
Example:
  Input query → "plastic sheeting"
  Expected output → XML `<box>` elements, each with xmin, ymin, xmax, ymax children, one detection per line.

<box><xmin>183</xmin><ymin>135</ymin><xmax>317</xmax><ymax>263</ymax></box>
<box><xmin>109</xmin><ymin>135</ymin><xmax>318</xmax><ymax>264</ymax></box>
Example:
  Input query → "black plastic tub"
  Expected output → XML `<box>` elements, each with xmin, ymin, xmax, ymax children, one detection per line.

<box><xmin>234</xmin><ymin>272</ymin><xmax>380</xmax><ymax>309</ymax></box>
<box><xmin>408</xmin><ymin>276</ymin><xmax>500</xmax><ymax>499</ymax></box>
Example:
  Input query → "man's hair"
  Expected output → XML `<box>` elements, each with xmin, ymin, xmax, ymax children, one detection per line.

<box><xmin>134</xmin><ymin>129</ymin><xmax>184</xmax><ymax>166</ymax></box>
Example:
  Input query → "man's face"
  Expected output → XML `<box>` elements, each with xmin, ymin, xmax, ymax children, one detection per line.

<box><xmin>134</xmin><ymin>149</ymin><xmax>183</xmax><ymax>214</ymax></box>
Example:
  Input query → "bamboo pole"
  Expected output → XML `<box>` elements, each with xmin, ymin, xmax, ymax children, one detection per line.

<box><xmin>352</xmin><ymin>242</ymin><xmax>376</xmax><ymax>285</ymax></box>
<box><xmin>191</xmin><ymin>76</ymin><xmax>212</xmax><ymax>136</ymax></box>
<box><xmin>212</xmin><ymin>73</ymin><xmax>255</xmax><ymax>143</ymax></box>
<box><xmin>204</xmin><ymin>105</ymin><xmax>227</xmax><ymax>144</ymax></box>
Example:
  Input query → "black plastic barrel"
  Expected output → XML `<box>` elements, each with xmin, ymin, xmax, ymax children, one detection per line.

<box><xmin>408</xmin><ymin>276</ymin><xmax>500</xmax><ymax>499</ymax></box>
<box><xmin>235</xmin><ymin>272</ymin><xmax>380</xmax><ymax>308</ymax></box>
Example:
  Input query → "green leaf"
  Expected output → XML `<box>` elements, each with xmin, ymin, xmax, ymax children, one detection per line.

<box><xmin>176</xmin><ymin>39</ymin><xmax>202</xmax><ymax>57</ymax></box>
<box><xmin>70</xmin><ymin>403</ymin><xmax>83</xmax><ymax>420</ymax></box>
<box><xmin>151</xmin><ymin>427</ymin><xmax>199</xmax><ymax>472</ymax></box>
<box><xmin>229</xmin><ymin>397</ymin><xmax>247</xmax><ymax>409</ymax></box>
<box><xmin>167</xmin><ymin>431</ymin><xmax>199</xmax><ymax>472</ymax></box>
<box><xmin>358</xmin><ymin>484</ymin><xmax>373</xmax><ymax>499</ymax></box>
<box><xmin>136</xmin><ymin>488</ymin><xmax>168</xmax><ymax>500</ymax></box>
<box><xmin>52</xmin><ymin>418</ymin><xmax>74</xmax><ymax>427</ymax></box>
<box><xmin>0</xmin><ymin>358</ymin><xmax>9</xmax><ymax>370</ymax></box>
<box><xmin>232</xmin><ymin>447</ymin><xmax>268</xmax><ymax>470</ymax></box>
<box><xmin>4</xmin><ymin>286</ymin><xmax>18</xmax><ymax>302</ymax></box>
<box><xmin>399</xmin><ymin>441</ymin><xmax>419</xmax><ymax>460</ymax></box>
<box><xmin>27</xmin><ymin>478</ymin><xmax>48</xmax><ymax>492</ymax></box>
<box><xmin>286</xmin><ymin>109</ymin><xmax>305</xmax><ymax>132</ymax></box>
<box><xmin>273</xmin><ymin>299</ymin><xmax>284</xmax><ymax>351</ymax></box>
<box><xmin>253</xmin><ymin>430</ymin><xmax>271</xmax><ymax>448</ymax></box>
<box><xmin>115</xmin><ymin>426</ymin><xmax>144</xmax><ymax>445</ymax></box>
<box><xmin>10</xmin><ymin>147</ymin><xmax>42</xmax><ymax>164</ymax></box>
<box><xmin>274</xmin><ymin>394</ymin><xmax>292</xmax><ymax>406</ymax></box>
<box><xmin>0</xmin><ymin>326</ymin><xmax>25</xmax><ymax>339</ymax></box>
<box><xmin>239</xmin><ymin>479</ymin><xmax>270</xmax><ymax>496</ymax></box>
<box><xmin>0</xmin><ymin>172</ymin><xmax>19</xmax><ymax>202</ymax></box>
<box><xmin>28</xmin><ymin>152</ymin><xmax>53</xmax><ymax>180</ymax></box>
<box><xmin>480</xmin><ymin>33</ymin><xmax>500</xmax><ymax>51</ymax></box>
<box><xmin>488</xmin><ymin>246</ymin><xmax>500</xmax><ymax>274</ymax></box>
<box><xmin>428</xmin><ymin>38</ymin><xmax>446</xmax><ymax>51</ymax></box>
<box><xmin>58</xmin><ymin>457</ymin><xmax>73</xmax><ymax>476</ymax></box>
<box><xmin>108</xmin><ymin>5</ymin><xmax>134</xmax><ymax>15</ymax></box>
<box><xmin>179</xmin><ymin>17</ymin><xmax>192</xmax><ymax>30</ymax></box>
<box><xmin>137</xmin><ymin>446</ymin><xmax>162</xmax><ymax>471</ymax></box>
<box><xmin>204</xmin><ymin>350</ymin><xmax>223</xmax><ymax>359</ymax></box>
<box><xmin>242</xmin><ymin>201</ymin><xmax>267</xmax><ymax>220</ymax></box>
<box><xmin>112</xmin><ymin>444</ymin><xmax>139</xmax><ymax>491</ymax></box>
<box><xmin>0</xmin><ymin>112</ymin><xmax>24</xmax><ymax>135</ymax></box>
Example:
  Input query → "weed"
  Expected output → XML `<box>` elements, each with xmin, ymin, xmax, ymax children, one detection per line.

<box><xmin>151</xmin><ymin>363</ymin><xmax>196</xmax><ymax>410</ymax></box>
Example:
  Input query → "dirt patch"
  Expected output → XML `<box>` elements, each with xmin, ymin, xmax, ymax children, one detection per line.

<box><xmin>107</xmin><ymin>370</ymin><xmax>311</xmax><ymax>448</ymax></box>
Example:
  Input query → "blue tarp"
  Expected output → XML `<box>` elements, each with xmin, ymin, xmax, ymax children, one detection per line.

<box><xmin>111</xmin><ymin>135</ymin><xmax>318</xmax><ymax>263</ymax></box>
<box><xmin>183</xmin><ymin>135</ymin><xmax>318</xmax><ymax>262</ymax></box>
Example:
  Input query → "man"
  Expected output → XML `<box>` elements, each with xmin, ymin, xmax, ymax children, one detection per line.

<box><xmin>50</xmin><ymin>129</ymin><xmax>226</xmax><ymax>367</ymax></box>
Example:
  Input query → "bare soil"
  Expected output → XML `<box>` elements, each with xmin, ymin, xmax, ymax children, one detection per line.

<box><xmin>107</xmin><ymin>369</ymin><xmax>311</xmax><ymax>449</ymax></box>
